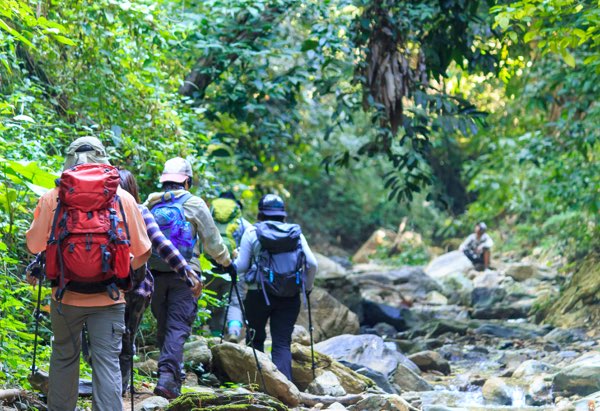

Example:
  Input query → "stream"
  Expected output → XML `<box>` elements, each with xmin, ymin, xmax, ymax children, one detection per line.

<box><xmin>313</xmin><ymin>250</ymin><xmax>599</xmax><ymax>411</ymax></box>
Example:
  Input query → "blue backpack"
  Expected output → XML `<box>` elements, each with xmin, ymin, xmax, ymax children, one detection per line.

<box><xmin>254</xmin><ymin>221</ymin><xmax>306</xmax><ymax>305</ymax></box>
<box><xmin>148</xmin><ymin>192</ymin><xmax>196</xmax><ymax>272</ymax></box>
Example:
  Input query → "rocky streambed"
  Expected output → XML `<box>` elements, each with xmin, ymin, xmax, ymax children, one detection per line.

<box><xmin>3</xmin><ymin>251</ymin><xmax>598</xmax><ymax>411</ymax></box>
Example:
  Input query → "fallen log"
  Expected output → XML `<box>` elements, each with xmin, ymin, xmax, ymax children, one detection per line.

<box><xmin>0</xmin><ymin>389</ymin><xmax>24</xmax><ymax>402</ymax></box>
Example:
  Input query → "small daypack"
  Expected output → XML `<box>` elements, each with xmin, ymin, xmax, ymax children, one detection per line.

<box><xmin>254</xmin><ymin>221</ymin><xmax>306</xmax><ymax>305</ymax></box>
<box><xmin>211</xmin><ymin>198</ymin><xmax>246</xmax><ymax>253</ymax></box>
<box><xmin>148</xmin><ymin>192</ymin><xmax>196</xmax><ymax>272</ymax></box>
<box><xmin>45</xmin><ymin>164</ymin><xmax>131</xmax><ymax>300</ymax></box>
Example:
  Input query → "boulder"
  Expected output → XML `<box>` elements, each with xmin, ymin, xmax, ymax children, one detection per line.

<box><xmin>315</xmin><ymin>252</ymin><xmax>347</xmax><ymax>280</ymax></box>
<box><xmin>438</xmin><ymin>272</ymin><xmax>473</xmax><ymax>305</ymax></box>
<box><xmin>352</xmin><ymin>229</ymin><xmax>396</xmax><ymax>263</ymax></box>
<box><xmin>307</xmin><ymin>371</ymin><xmax>347</xmax><ymax>396</ymax></box>
<box><xmin>513</xmin><ymin>360</ymin><xmax>555</xmax><ymax>379</ymax></box>
<box><xmin>471</xmin><ymin>304</ymin><xmax>530</xmax><ymax>320</ymax></box>
<box><xmin>426</xmin><ymin>320</ymin><xmax>468</xmax><ymax>338</ymax></box>
<box><xmin>505</xmin><ymin>262</ymin><xmax>538</xmax><ymax>281</ymax></box>
<box><xmin>408</xmin><ymin>351</ymin><xmax>451</xmax><ymax>375</ymax></box>
<box><xmin>348</xmin><ymin>394</ymin><xmax>412</xmax><ymax>411</ymax></box>
<box><xmin>314</xmin><ymin>334</ymin><xmax>417</xmax><ymax>378</ymax></box>
<box><xmin>297</xmin><ymin>287</ymin><xmax>360</xmax><ymax>342</ymax></box>
<box><xmin>482</xmin><ymin>377</ymin><xmax>512</xmax><ymax>405</ymax></box>
<box><xmin>327</xmin><ymin>402</ymin><xmax>349</xmax><ymax>410</ymax></box>
<box><xmin>135</xmin><ymin>358</ymin><xmax>158</xmax><ymax>376</ymax></box>
<box><xmin>425</xmin><ymin>251</ymin><xmax>473</xmax><ymax>279</ymax></box>
<box><xmin>553</xmin><ymin>352</ymin><xmax>600</xmax><ymax>396</ymax></box>
<box><xmin>471</xmin><ymin>286</ymin><xmax>507</xmax><ymax>309</ymax></box>
<box><xmin>473</xmin><ymin>270</ymin><xmax>504</xmax><ymax>289</ymax></box>
<box><xmin>292</xmin><ymin>324</ymin><xmax>311</xmax><ymax>346</ymax></box>
<box><xmin>424</xmin><ymin>291</ymin><xmax>448</xmax><ymax>305</ymax></box>
<box><xmin>391</xmin><ymin>363</ymin><xmax>432</xmax><ymax>392</ymax></box>
<box><xmin>543</xmin><ymin>256</ymin><xmax>600</xmax><ymax>330</ymax></box>
<box><xmin>542</xmin><ymin>327</ymin><xmax>588</xmax><ymax>344</ymax></box>
<box><xmin>183</xmin><ymin>337</ymin><xmax>212</xmax><ymax>367</ymax></box>
<box><xmin>291</xmin><ymin>343</ymin><xmax>375</xmax><ymax>393</ymax></box>
<box><xmin>211</xmin><ymin>342</ymin><xmax>300</xmax><ymax>406</ymax></box>
<box><xmin>361</xmin><ymin>300</ymin><xmax>411</xmax><ymax>331</ymax></box>
<box><xmin>338</xmin><ymin>361</ymin><xmax>396</xmax><ymax>394</ymax></box>
<box><xmin>474</xmin><ymin>323</ymin><xmax>545</xmax><ymax>340</ymax></box>
<box><xmin>165</xmin><ymin>391</ymin><xmax>287</xmax><ymax>411</ymax></box>
<box><xmin>134</xmin><ymin>396</ymin><xmax>169</xmax><ymax>411</ymax></box>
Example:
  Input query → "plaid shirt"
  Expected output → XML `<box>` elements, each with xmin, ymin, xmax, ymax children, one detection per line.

<box><xmin>130</xmin><ymin>205</ymin><xmax>192</xmax><ymax>297</ymax></box>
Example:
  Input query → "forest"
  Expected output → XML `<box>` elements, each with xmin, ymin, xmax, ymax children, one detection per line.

<box><xmin>0</xmin><ymin>0</ymin><xmax>599</xmax><ymax>410</ymax></box>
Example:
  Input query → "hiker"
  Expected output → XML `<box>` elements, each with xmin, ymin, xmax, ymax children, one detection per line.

<box><xmin>459</xmin><ymin>222</ymin><xmax>493</xmax><ymax>270</ymax></box>
<box><xmin>234</xmin><ymin>194</ymin><xmax>318</xmax><ymax>381</ymax></box>
<box><xmin>116</xmin><ymin>169</ymin><xmax>202</xmax><ymax>395</ymax></box>
<box><xmin>208</xmin><ymin>191</ymin><xmax>251</xmax><ymax>341</ymax></box>
<box><xmin>25</xmin><ymin>137</ymin><xmax>152</xmax><ymax>411</ymax></box>
<box><xmin>145</xmin><ymin>157</ymin><xmax>234</xmax><ymax>399</ymax></box>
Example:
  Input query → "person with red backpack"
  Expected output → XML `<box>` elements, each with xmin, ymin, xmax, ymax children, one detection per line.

<box><xmin>234</xmin><ymin>194</ymin><xmax>318</xmax><ymax>381</ymax></box>
<box><xmin>25</xmin><ymin>137</ymin><xmax>152</xmax><ymax>411</ymax></box>
<box><xmin>144</xmin><ymin>157</ymin><xmax>234</xmax><ymax>399</ymax></box>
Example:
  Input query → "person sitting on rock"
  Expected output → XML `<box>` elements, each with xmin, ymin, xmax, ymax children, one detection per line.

<box><xmin>459</xmin><ymin>222</ymin><xmax>493</xmax><ymax>270</ymax></box>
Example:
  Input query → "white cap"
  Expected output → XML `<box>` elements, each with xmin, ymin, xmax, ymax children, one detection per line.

<box><xmin>160</xmin><ymin>157</ymin><xmax>193</xmax><ymax>183</ymax></box>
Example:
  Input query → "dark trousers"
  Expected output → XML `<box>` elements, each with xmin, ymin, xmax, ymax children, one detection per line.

<box><xmin>151</xmin><ymin>273</ymin><xmax>198</xmax><ymax>381</ymax></box>
<box><xmin>244</xmin><ymin>290</ymin><xmax>300</xmax><ymax>381</ymax></box>
<box><xmin>119</xmin><ymin>292</ymin><xmax>151</xmax><ymax>390</ymax></box>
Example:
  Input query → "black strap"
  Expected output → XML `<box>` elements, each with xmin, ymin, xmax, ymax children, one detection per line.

<box><xmin>116</xmin><ymin>196</ymin><xmax>131</xmax><ymax>241</ymax></box>
<box><xmin>48</xmin><ymin>201</ymin><xmax>62</xmax><ymax>243</ymax></box>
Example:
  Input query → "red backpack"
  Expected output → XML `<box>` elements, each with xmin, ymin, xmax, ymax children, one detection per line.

<box><xmin>45</xmin><ymin>164</ymin><xmax>132</xmax><ymax>300</ymax></box>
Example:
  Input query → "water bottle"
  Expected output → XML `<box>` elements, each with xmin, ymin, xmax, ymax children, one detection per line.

<box><xmin>177</xmin><ymin>220</ymin><xmax>195</xmax><ymax>260</ymax></box>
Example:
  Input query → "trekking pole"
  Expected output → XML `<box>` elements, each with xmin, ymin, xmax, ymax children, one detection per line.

<box><xmin>27</xmin><ymin>253</ymin><xmax>45</xmax><ymax>376</ymax></box>
<box><xmin>306</xmin><ymin>292</ymin><xmax>316</xmax><ymax>380</ymax></box>
<box><xmin>130</xmin><ymin>327</ymin><xmax>134</xmax><ymax>411</ymax></box>
<box><xmin>220</xmin><ymin>281</ymin><xmax>235</xmax><ymax>344</ymax></box>
<box><xmin>232</xmin><ymin>282</ymin><xmax>268</xmax><ymax>394</ymax></box>
<box><xmin>31</xmin><ymin>278</ymin><xmax>43</xmax><ymax>376</ymax></box>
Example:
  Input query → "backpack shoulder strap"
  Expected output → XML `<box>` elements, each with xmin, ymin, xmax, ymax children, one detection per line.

<box><xmin>172</xmin><ymin>192</ymin><xmax>192</xmax><ymax>206</ymax></box>
<box><xmin>48</xmin><ymin>201</ymin><xmax>62</xmax><ymax>242</ymax></box>
<box><xmin>116</xmin><ymin>196</ymin><xmax>131</xmax><ymax>241</ymax></box>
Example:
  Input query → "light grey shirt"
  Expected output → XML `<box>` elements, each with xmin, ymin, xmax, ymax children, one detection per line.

<box><xmin>460</xmin><ymin>232</ymin><xmax>494</xmax><ymax>253</ymax></box>
<box><xmin>234</xmin><ymin>223</ymin><xmax>318</xmax><ymax>292</ymax></box>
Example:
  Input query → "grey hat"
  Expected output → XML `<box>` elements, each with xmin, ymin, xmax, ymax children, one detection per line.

<box><xmin>63</xmin><ymin>137</ymin><xmax>110</xmax><ymax>170</ymax></box>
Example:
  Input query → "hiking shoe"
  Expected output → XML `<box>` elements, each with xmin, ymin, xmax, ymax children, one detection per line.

<box><xmin>225</xmin><ymin>324</ymin><xmax>242</xmax><ymax>343</ymax></box>
<box><xmin>154</xmin><ymin>373</ymin><xmax>180</xmax><ymax>399</ymax></box>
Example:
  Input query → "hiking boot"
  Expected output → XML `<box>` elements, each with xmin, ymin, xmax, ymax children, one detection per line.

<box><xmin>225</xmin><ymin>320</ymin><xmax>243</xmax><ymax>343</ymax></box>
<box><xmin>226</xmin><ymin>325</ymin><xmax>242</xmax><ymax>343</ymax></box>
<box><xmin>154</xmin><ymin>372</ymin><xmax>180</xmax><ymax>399</ymax></box>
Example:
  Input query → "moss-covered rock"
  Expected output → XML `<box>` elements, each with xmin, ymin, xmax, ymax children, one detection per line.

<box><xmin>211</xmin><ymin>343</ymin><xmax>300</xmax><ymax>407</ymax></box>
<box><xmin>291</xmin><ymin>343</ymin><xmax>375</xmax><ymax>393</ymax></box>
<box><xmin>543</xmin><ymin>255</ymin><xmax>600</xmax><ymax>331</ymax></box>
<box><xmin>166</xmin><ymin>391</ymin><xmax>287</xmax><ymax>411</ymax></box>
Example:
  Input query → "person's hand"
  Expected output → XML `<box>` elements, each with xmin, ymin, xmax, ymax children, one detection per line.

<box><xmin>186</xmin><ymin>270</ymin><xmax>203</xmax><ymax>299</ymax></box>
<box><xmin>26</xmin><ymin>272</ymin><xmax>38</xmax><ymax>286</ymax></box>
<box><xmin>225</xmin><ymin>263</ymin><xmax>237</xmax><ymax>284</ymax></box>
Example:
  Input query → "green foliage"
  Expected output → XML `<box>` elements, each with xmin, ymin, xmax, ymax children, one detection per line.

<box><xmin>0</xmin><ymin>0</ymin><xmax>599</xmax><ymax>393</ymax></box>
<box><xmin>493</xmin><ymin>0</ymin><xmax>600</xmax><ymax>68</ymax></box>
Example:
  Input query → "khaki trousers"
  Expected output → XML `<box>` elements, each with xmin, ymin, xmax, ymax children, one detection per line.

<box><xmin>48</xmin><ymin>300</ymin><xmax>125</xmax><ymax>411</ymax></box>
